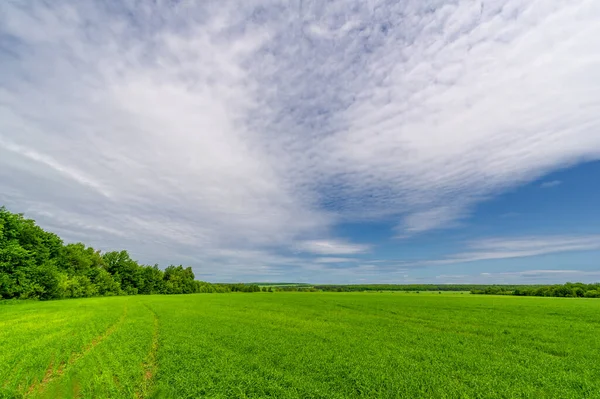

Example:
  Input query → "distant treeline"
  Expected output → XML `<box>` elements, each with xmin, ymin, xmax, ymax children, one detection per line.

<box><xmin>5</xmin><ymin>206</ymin><xmax>598</xmax><ymax>301</ymax></box>
<box><xmin>314</xmin><ymin>284</ymin><xmax>529</xmax><ymax>292</ymax></box>
<box><xmin>0</xmin><ymin>206</ymin><xmax>259</xmax><ymax>300</ymax></box>
<box><xmin>313</xmin><ymin>284</ymin><xmax>600</xmax><ymax>298</ymax></box>
<box><xmin>272</xmin><ymin>286</ymin><xmax>319</xmax><ymax>292</ymax></box>
<box><xmin>471</xmin><ymin>283</ymin><xmax>600</xmax><ymax>298</ymax></box>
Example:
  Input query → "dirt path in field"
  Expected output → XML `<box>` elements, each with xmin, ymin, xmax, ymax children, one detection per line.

<box><xmin>135</xmin><ymin>304</ymin><xmax>160</xmax><ymax>399</ymax></box>
<box><xmin>25</xmin><ymin>304</ymin><xmax>129</xmax><ymax>398</ymax></box>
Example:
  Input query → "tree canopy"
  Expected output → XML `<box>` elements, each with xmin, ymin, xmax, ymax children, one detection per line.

<box><xmin>471</xmin><ymin>282</ymin><xmax>600</xmax><ymax>298</ymax></box>
<box><xmin>0</xmin><ymin>206</ymin><xmax>244</xmax><ymax>300</ymax></box>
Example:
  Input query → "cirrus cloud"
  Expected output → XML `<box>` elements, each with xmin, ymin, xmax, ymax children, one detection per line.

<box><xmin>416</xmin><ymin>235</ymin><xmax>600</xmax><ymax>266</ymax></box>
<box><xmin>1</xmin><ymin>0</ymin><xmax>599</xmax><ymax>280</ymax></box>
<box><xmin>297</xmin><ymin>240</ymin><xmax>371</xmax><ymax>255</ymax></box>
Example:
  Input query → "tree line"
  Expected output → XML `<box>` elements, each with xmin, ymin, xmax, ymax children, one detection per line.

<box><xmin>313</xmin><ymin>284</ymin><xmax>600</xmax><ymax>297</ymax></box>
<box><xmin>471</xmin><ymin>282</ymin><xmax>600</xmax><ymax>298</ymax></box>
<box><xmin>5</xmin><ymin>206</ymin><xmax>597</xmax><ymax>301</ymax></box>
<box><xmin>314</xmin><ymin>284</ymin><xmax>532</xmax><ymax>292</ymax></box>
<box><xmin>0</xmin><ymin>206</ymin><xmax>257</xmax><ymax>300</ymax></box>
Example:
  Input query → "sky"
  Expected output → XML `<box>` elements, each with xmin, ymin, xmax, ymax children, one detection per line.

<box><xmin>1</xmin><ymin>0</ymin><xmax>600</xmax><ymax>284</ymax></box>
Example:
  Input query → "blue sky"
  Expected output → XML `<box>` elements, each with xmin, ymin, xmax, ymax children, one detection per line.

<box><xmin>1</xmin><ymin>0</ymin><xmax>600</xmax><ymax>284</ymax></box>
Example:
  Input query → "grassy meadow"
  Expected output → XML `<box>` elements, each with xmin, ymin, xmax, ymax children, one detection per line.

<box><xmin>1</xmin><ymin>293</ymin><xmax>600</xmax><ymax>399</ymax></box>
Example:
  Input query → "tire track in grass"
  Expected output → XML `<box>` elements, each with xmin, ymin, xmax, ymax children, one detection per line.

<box><xmin>136</xmin><ymin>304</ymin><xmax>160</xmax><ymax>399</ymax></box>
<box><xmin>25</xmin><ymin>304</ymin><xmax>129</xmax><ymax>398</ymax></box>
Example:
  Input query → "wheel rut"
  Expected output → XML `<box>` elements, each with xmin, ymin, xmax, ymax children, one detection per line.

<box><xmin>135</xmin><ymin>304</ymin><xmax>160</xmax><ymax>399</ymax></box>
<box><xmin>25</xmin><ymin>304</ymin><xmax>128</xmax><ymax>398</ymax></box>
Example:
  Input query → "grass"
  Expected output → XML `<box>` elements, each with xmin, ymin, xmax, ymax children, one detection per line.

<box><xmin>1</xmin><ymin>293</ymin><xmax>600</xmax><ymax>398</ymax></box>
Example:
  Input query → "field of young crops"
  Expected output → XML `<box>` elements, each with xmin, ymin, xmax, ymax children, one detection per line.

<box><xmin>1</xmin><ymin>293</ymin><xmax>599</xmax><ymax>399</ymax></box>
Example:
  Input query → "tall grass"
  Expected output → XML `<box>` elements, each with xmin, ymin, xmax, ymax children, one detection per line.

<box><xmin>2</xmin><ymin>293</ymin><xmax>599</xmax><ymax>398</ymax></box>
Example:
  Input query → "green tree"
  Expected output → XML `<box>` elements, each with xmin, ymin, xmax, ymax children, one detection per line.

<box><xmin>164</xmin><ymin>265</ymin><xmax>196</xmax><ymax>294</ymax></box>
<box><xmin>103</xmin><ymin>251</ymin><xmax>142</xmax><ymax>295</ymax></box>
<box><xmin>0</xmin><ymin>206</ymin><xmax>222</xmax><ymax>300</ymax></box>
<box><xmin>139</xmin><ymin>265</ymin><xmax>165</xmax><ymax>294</ymax></box>
<box><xmin>93</xmin><ymin>268</ymin><xmax>121</xmax><ymax>296</ymax></box>
<box><xmin>584</xmin><ymin>290</ymin><xmax>600</xmax><ymax>298</ymax></box>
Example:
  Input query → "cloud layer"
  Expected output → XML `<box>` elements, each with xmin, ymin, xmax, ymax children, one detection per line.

<box><xmin>417</xmin><ymin>235</ymin><xmax>600</xmax><ymax>266</ymax></box>
<box><xmin>540</xmin><ymin>180</ymin><xmax>562</xmax><ymax>188</ymax></box>
<box><xmin>1</xmin><ymin>1</ymin><xmax>600</xmax><ymax>281</ymax></box>
<box><xmin>437</xmin><ymin>269</ymin><xmax>600</xmax><ymax>284</ymax></box>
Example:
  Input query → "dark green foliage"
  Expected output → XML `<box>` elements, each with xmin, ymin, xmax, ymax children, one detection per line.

<box><xmin>470</xmin><ymin>286</ymin><xmax>515</xmax><ymax>295</ymax></box>
<box><xmin>316</xmin><ymin>284</ymin><xmax>540</xmax><ymax>292</ymax></box>
<box><xmin>483</xmin><ymin>282</ymin><xmax>600</xmax><ymax>298</ymax></box>
<box><xmin>224</xmin><ymin>283</ymin><xmax>262</xmax><ymax>292</ymax></box>
<box><xmin>139</xmin><ymin>265</ymin><xmax>165</xmax><ymax>295</ymax></box>
<box><xmin>316</xmin><ymin>283</ymin><xmax>600</xmax><ymax>298</ymax></box>
<box><xmin>584</xmin><ymin>289</ymin><xmax>600</xmax><ymax>298</ymax></box>
<box><xmin>163</xmin><ymin>265</ymin><xmax>197</xmax><ymax>294</ymax></box>
<box><xmin>0</xmin><ymin>206</ymin><xmax>243</xmax><ymax>300</ymax></box>
<box><xmin>274</xmin><ymin>286</ymin><xmax>319</xmax><ymax>292</ymax></box>
<box><xmin>103</xmin><ymin>250</ymin><xmax>143</xmax><ymax>295</ymax></box>
<box><xmin>92</xmin><ymin>268</ymin><xmax>122</xmax><ymax>296</ymax></box>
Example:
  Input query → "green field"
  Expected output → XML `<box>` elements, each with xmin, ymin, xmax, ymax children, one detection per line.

<box><xmin>2</xmin><ymin>293</ymin><xmax>599</xmax><ymax>399</ymax></box>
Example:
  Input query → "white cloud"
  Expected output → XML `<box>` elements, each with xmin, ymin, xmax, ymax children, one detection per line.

<box><xmin>418</xmin><ymin>235</ymin><xmax>600</xmax><ymax>266</ymax></box>
<box><xmin>1</xmin><ymin>1</ymin><xmax>600</xmax><ymax>280</ymax></box>
<box><xmin>540</xmin><ymin>180</ymin><xmax>562</xmax><ymax>188</ymax></box>
<box><xmin>487</xmin><ymin>270</ymin><xmax>600</xmax><ymax>277</ymax></box>
<box><xmin>314</xmin><ymin>257</ymin><xmax>360</xmax><ymax>263</ymax></box>
<box><xmin>297</xmin><ymin>240</ymin><xmax>370</xmax><ymax>255</ymax></box>
<box><xmin>0</xmin><ymin>1</ymin><xmax>331</xmax><ymax>270</ymax></box>
<box><xmin>437</xmin><ymin>270</ymin><xmax>600</xmax><ymax>284</ymax></box>
<box><xmin>311</xmin><ymin>0</ymin><xmax>600</xmax><ymax>232</ymax></box>
<box><xmin>398</xmin><ymin>205</ymin><xmax>466</xmax><ymax>233</ymax></box>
